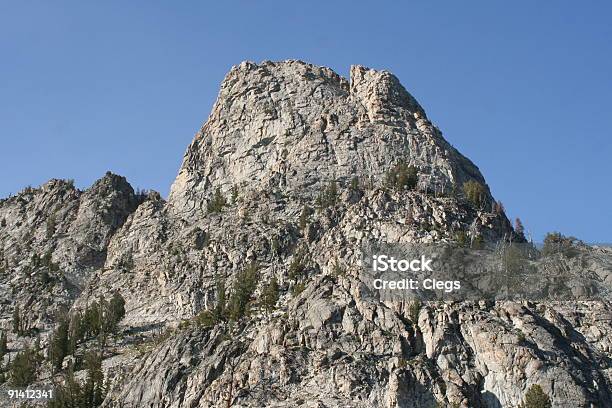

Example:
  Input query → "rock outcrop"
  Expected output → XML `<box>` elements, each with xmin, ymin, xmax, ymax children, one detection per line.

<box><xmin>168</xmin><ymin>61</ymin><xmax>492</xmax><ymax>219</ymax></box>
<box><xmin>0</xmin><ymin>60</ymin><xmax>610</xmax><ymax>408</ymax></box>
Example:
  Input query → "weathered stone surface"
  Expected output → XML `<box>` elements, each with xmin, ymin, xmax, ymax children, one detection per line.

<box><xmin>0</xmin><ymin>61</ymin><xmax>610</xmax><ymax>408</ymax></box>
<box><xmin>168</xmin><ymin>60</ymin><xmax>493</xmax><ymax>220</ymax></box>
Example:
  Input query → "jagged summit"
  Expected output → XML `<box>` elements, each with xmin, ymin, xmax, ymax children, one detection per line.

<box><xmin>168</xmin><ymin>60</ymin><xmax>490</xmax><ymax>217</ymax></box>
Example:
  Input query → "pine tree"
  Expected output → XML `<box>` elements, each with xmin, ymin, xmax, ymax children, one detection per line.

<box><xmin>493</xmin><ymin>200</ymin><xmax>505</xmax><ymax>214</ymax></box>
<box><xmin>231</xmin><ymin>185</ymin><xmax>239</xmax><ymax>204</ymax></box>
<box><xmin>0</xmin><ymin>331</ymin><xmax>7</xmax><ymax>359</ymax></box>
<box><xmin>261</xmin><ymin>277</ymin><xmax>280</xmax><ymax>313</ymax></box>
<box><xmin>207</xmin><ymin>187</ymin><xmax>227</xmax><ymax>213</ymax></box>
<box><xmin>384</xmin><ymin>161</ymin><xmax>418</xmax><ymax>192</ymax></box>
<box><xmin>82</xmin><ymin>351</ymin><xmax>105</xmax><ymax>407</ymax></box>
<box><xmin>409</xmin><ymin>300</ymin><xmax>421</xmax><ymax>324</ymax></box>
<box><xmin>227</xmin><ymin>261</ymin><xmax>259</xmax><ymax>321</ymax></box>
<box><xmin>69</xmin><ymin>312</ymin><xmax>82</xmax><ymax>353</ymax></box>
<box><xmin>350</xmin><ymin>176</ymin><xmax>360</xmax><ymax>192</ymax></box>
<box><xmin>519</xmin><ymin>384</ymin><xmax>552</xmax><ymax>408</ymax></box>
<box><xmin>108</xmin><ymin>292</ymin><xmax>126</xmax><ymax>332</ymax></box>
<box><xmin>12</xmin><ymin>305</ymin><xmax>21</xmax><ymax>335</ymax></box>
<box><xmin>49</xmin><ymin>317</ymin><xmax>70</xmax><ymax>372</ymax></box>
<box><xmin>316</xmin><ymin>180</ymin><xmax>338</xmax><ymax>208</ymax></box>
<box><xmin>82</xmin><ymin>301</ymin><xmax>102</xmax><ymax>338</ymax></box>
<box><xmin>299</xmin><ymin>205</ymin><xmax>310</xmax><ymax>231</ymax></box>
<box><xmin>462</xmin><ymin>180</ymin><xmax>487</xmax><ymax>208</ymax></box>
<box><xmin>288</xmin><ymin>249</ymin><xmax>307</xmax><ymax>281</ymax></box>
<box><xmin>49</xmin><ymin>366</ymin><xmax>83</xmax><ymax>408</ymax></box>
<box><xmin>46</xmin><ymin>214</ymin><xmax>57</xmax><ymax>239</ymax></box>
<box><xmin>9</xmin><ymin>346</ymin><xmax>36</xmax><ymax>386</ymax></box>
<box><xmin>213</xmin><ymin>274</ymin><xmax>227</xmax><ymax>322</ymax></box>
<box><xmin>514</xmin><ymin>218</ymin><xmax>526</xmax><ymax>240</ymax></box>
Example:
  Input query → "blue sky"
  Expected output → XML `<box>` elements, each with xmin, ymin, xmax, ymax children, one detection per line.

<box><xmin>1</xmin><ymin>1</ymin><xmax>611</xmax><ymax>242</ymax></box>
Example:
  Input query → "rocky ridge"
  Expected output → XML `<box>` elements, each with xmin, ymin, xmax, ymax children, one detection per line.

<box><xmin>0</xmin><ymin>60</ymin><xmax>610</xmax><ymax>408</ymax></box>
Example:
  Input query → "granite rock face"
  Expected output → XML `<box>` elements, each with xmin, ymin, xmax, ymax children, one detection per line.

<box><xmin>1</xmin><ymin>61</ymin><xmax>610</xmax><ymax>408</ymax></box>
<box><xmin>0</xmin><ymin>173</ymin><xmax>141</xmax><ymax>333</ymax></box>
<box><xmin>168</xmin><ymin>61</ymin><xmax>492</xmax><ymax>219</ymax></box>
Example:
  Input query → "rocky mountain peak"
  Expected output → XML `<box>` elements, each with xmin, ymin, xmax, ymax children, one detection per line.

<box><xmin>168</xmin><ymin>60</ymin><xmax>492</xmax><ymax>220</ymax></box>
<box><xmin>349</xmin><ymin>64</ymin><xmax>427</xmax><ymax>122</ymax></box>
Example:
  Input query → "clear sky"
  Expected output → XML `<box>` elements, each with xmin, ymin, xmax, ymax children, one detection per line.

<box><xmin>1</xmin><ymin>1</ymin><xmax>611</xmax><ymax>242</ymax></box>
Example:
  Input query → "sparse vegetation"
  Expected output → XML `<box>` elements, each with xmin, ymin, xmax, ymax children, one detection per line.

<box><xmin>316</xmin><ymin>180</ymin><xmax>338</xmax><ymax>208</ymax></box>
<box><xmin>462</xmin><ymin>180</ymin><xmax>487</xmax><ymax>208</ymax></box>
<box><xmin>299</xmin><ymin>204</ymin><xmax>312</xmax><ymax>231</ymax></box>
<box><xmin>227</xmin><ymin>261</ymin><xmax>259</xmax><ymax>321</ymax></box>
<box><xmin>455</xmin><ymin>231</ymin><xmax>469</xmax><ymax>248</ymax></box>
<box><xmin>207</xmin><ymin>186</ymin><xmax>227</xmax><ymax>213</ymax></box>
<box><xmin>46</xmin><ymin>214</ymin><xmax>57</xmax><ymax>239</ymax></box>
<box><xmin>515</xmin><ymin>218</ymin><xmax>526</xmax><ymax>240</ymax></box>
<box><xmin>409</xmin><ymin>300</ymin><xmax>421</xmax><ymax>324</ymax></box>
<box><xmin>49</xmin><ymin>316</ymin><xmax>70</xmax><ymax>372</ymax></box>
<box><xmin>542</xmin><ymin>232</ymin><xmax>580</xmax><ymax>257</ymax></box>
<box><xmin>49</xmin><ymin>351</ymin><xmax>106</xmax><ymax>408</ymax></box>
<box><xmin>261</xmin><ymin>277</ymin><xmax>280</xmax><ymax>313</ymax></box>
<box><xmin>9</xmin><ymin>345</ymin><xmax>37</xmax><ymax>386</ymax></box>
<box><xmin>519</xmin><ymin>384</ymin><xmax>552</xmax><ymax>408</ymax></box>
<box><xmin>0</xmin><ymin>331</ymin><xmax>8</xmax><ymax>362</ymax></box>
<box><xmin>384</xmin><ymin>161</ymin><xmax>418</xmax><ymax>192</ymax></box>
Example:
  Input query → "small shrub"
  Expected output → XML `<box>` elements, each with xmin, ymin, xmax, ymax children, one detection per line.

<box><xmin>455</xmin><ymin>231</ymin><xmax>468</xmax><ymax>248</ymax></box>
<box><xmin>542</xmin><ymin>232</ymin><xmax>580</xmax><ymax>257</ymax></box>
<box><xmin>332</xmin><ymin>262</ymin><xmax>346</xmax><ymax>278</ymax></box>
<box><xmin>227</xmin><ymin>261</ymin><xmax>259</xmax><ymax>321</ymax></box>
<box><xmin>408</xmin><ymin>300</ymin><xmax>421</xmax><ymax>324</ymax></box>
<box><xmin>299</xmin><ymin>205</ymin><xmax>311</xmax><ymax>231</ymax></box>
<box><xmin>195</xmin><ymin>310</ymin><xmax>215</xmax><ymax>327</ymax></box>
<box><xmin>462</xmin><ymin>180</ymin><xmax>487</xmax><ymax>208</ymax></box>
<box><xmin>471</xmin><ymin>234</ymin><xmax>484</xmax><ymax>250</ymax></box>
<box><xmin>291</xmin><ymin>282</ymin><xmax>306</xmax><ymax>296</ymax></box>
<box><xmin>288</xmin><ymin>249</ymin><xmax>307</xmax><ymax>281</ymax></box>
<box><xmin>316</xmin><ymin>180</ymin><xmax>338</xmax><ymax>208</ymax></box>
<box><xmin>9</xmin><ymin>346</ymin><xmax>37</xmax><ymax>386</ymax></box>
<box><xmin>384</xmin><ymin>161</ymin><xmax>418</xmax><ymax>191</ymax></box>
<box><xmin>519</xmin><ymin>384</ymin><xmax>552</xmax><ymax>408</ymax></box>
<box><xmin>207</xmin><ymin>187</ymin><xmax>227</xmax><ymax>213</ymax></box>
<box><xmin>261</xmin><ymin>277</ymin><xmax>280</xmax><ymax>313</ymax></box>
<box><xmin>46</xmin><ymin>214</ymin><xmax>57</xmax><ymax>239</ymax></box>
